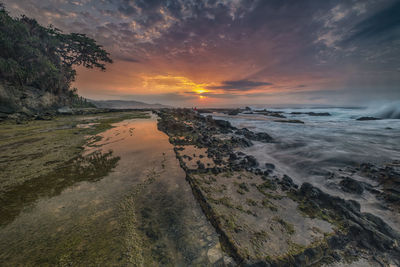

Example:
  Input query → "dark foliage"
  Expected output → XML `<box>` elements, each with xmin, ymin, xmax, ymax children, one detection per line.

<box><xmin>0</xmin><ymin>3</ymin><xmax>112</xmax><ymax>95</ymax></box>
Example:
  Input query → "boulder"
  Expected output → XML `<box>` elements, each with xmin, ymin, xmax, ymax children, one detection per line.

<box><xmin>279</xmin><ymin>175</ymin><xmax>298</xmax><ymax>190</ymax></box>
<box><xmin>235</xmin><ymin>128</ymin><xmax>273</xmax><ymax>142</ymax></box>
<box><xmin>214</xmin><ymin>119</ymin><xmax>233</xmax><ymax>131</ymax></box>
<box><xmin>339</xmin><ymin>177</ymin><xmax>364</xmax><ymax>194</ymax></box>
<box><xmin>227</xmin><ymin>109</ymin><xmax>240</xmax><ymax>115</ymax></box>
<box><xmin>265</xmin><ymin>163</ymin><xmax>275</xmax><ymax>170</ymax></box>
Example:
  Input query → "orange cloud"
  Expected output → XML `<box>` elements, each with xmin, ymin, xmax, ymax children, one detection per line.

<box><xmin>140</xmin><ymin>74</ymin><xmax>211</xmax><ymax>96</ymax></box>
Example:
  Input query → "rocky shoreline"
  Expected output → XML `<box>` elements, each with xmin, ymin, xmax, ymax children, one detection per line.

<box><xmin>0</xmin><ymin>105</ymin><xmax>155</xmax><ymax>123</ymax></box>
<box><xmin>156</xmin><ymin>109</ymin><xmax>400</xmax><ymax>266</ymax></box>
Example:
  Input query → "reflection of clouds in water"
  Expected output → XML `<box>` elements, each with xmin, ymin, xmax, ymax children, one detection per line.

<box><xmin>0</xmin><ymin>115</ymin><xmax>225</xmax><ymax>265</ymax></box>
<box><xmin>0</xmin><ymin>149</ymin><xmax>120</xmax><ymax>227</ymax></box>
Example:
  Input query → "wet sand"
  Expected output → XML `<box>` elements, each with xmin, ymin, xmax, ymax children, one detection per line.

<box><xmin>0</xmin><ymin>114</ymin><xmax>224</xmax><ymax>266</ymax></box>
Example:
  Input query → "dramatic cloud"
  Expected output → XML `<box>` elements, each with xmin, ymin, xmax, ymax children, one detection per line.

<box><xmin>342</xmin><ymin>1</ymin><xmax>400</xmax><ymax>45</ymax></box>
<box><xmin>207</xmin><ymin>80</ymin><xmax>273</xmax><ymax>91</ymax></box>
<box><xmin>3</xmin><ymin>0</ymin><xmax>399</xmax><ymax>107</ymax></box>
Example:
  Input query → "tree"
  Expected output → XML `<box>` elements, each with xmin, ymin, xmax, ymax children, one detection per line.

<box><xmin>0</xmin><ymin>2</ymin><xmax>112</xmax><ymax>95</ymax></box>
<box><xmin>49</xmin><ymin>28</ymin><xmax>112</xmax><ymax>71</ymax></box>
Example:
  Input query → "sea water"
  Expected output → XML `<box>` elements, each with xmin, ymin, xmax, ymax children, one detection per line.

<box><xmin>212</xmin><ymin>106</ymin><xmax>400</xmax><ymax>230</ymax></box>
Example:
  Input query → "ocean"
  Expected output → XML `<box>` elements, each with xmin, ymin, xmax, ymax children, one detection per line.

<box><xmin>211</xmin><ymin>106</ymin><xmax>400</xmax><ymax>230</ymax></box>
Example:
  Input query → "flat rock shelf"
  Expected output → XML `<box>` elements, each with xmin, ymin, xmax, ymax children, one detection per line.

<box><xmin>156</xmin><ymin>109</ymin><xmax>400</xmax><ymax>267</ymax></box>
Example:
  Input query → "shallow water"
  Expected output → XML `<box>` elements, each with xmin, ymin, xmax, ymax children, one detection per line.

<box><xmin>0</xmin><ymin>115</ymin><xmax>223</xmax><ymax>266</ymax></box>
<box><xmin>212</xmin><ymin>107</ymin><xmax>400</xmax><ymax>230</ymax></box>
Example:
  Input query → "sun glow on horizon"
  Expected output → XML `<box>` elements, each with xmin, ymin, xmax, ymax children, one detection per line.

<box><xmin>141</xmin><ymin>74</ymin><xmax>211</xmax><ymax>96</ymax></box>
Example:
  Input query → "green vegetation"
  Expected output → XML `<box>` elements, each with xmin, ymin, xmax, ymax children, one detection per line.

<box><xmin>250</xmin><ymin>230</ymin><xmax>269</xmax><ymax>250</ymax></box>
<box><xmin>210</xmin><ymin>196</ymin><xmax>235</xmax><ymax>209</ymax></box>
<box><xmin>0</xmin><ymin>3</ymin><xmax>111</xmax><ymax>102</ymax></box>
<box><xmin>246</xmin><ymin>198</ymin><xmax>258</xmax><ymax>206</ymax></box>
<box><xmin>0</xmin><ymin>149</ymin><xmax>120</xmax><ymax>226</ymax></box>
<box><xmin>221</xmin><ymin>214</ymin><xmax>243</xmax><ymax>233</ymax></box>
<box><xmin>0</xmin><ymin>111</ymin><xmax>149</xmax><ymax>192</ymax></box>
<box><xmin>119</xmin><ymin>166</ymin><xmax>165</xmax><ymax>266</ymax></box>
<box><xmin>257</xmin><ymin>180</ymin><xmax>277</xmax><ymax>193</ymax></box>
<box><xmin>273</xmin><ymin>216</ymin><xmax>295</xmax><ymax>235</ymax></box>
<box><xmin>262</xmin><ymin>198</ymin><xmax>278</xmax><ymax>212</ymax></box>
<box><xmin>296</xmin><ymin>201</ymin><xmax>347</xmax><ymax>232</ymax></box>
<box><xmin>235</xmin><ymin>181</ymin><xmax>249</xmax><ymax>194</ymax></box>
<box><xmin>239</xmin><ymin>182</ymin><xmax>249</xmax><ymax>191</ymax></box>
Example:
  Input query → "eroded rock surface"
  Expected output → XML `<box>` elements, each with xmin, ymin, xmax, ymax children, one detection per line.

<box><xmin>156</xmin><ymin>109</ymin><xmax>400</xmax><ymax>267</ymax></box>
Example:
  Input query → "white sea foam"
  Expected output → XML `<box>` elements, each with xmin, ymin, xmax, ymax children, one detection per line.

<box><xmin>211</xmin><ymin>107</ymin><xmax>400</xmax><ymax>230</ymax></box>
<box><xmin>371</xmin><ymin>101</ymin><xmax>400</xmax><ymax>119</ymax></box>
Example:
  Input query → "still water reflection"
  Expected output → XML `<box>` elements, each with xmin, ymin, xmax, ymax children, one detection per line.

<box><xmin>0</xmin><ymin>115</ymin><xmax>224</xmax><ymax>266</ymax></box>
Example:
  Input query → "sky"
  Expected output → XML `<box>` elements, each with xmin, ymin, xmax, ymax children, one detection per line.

<box><xmin>4</xmin><ymin>0</ymin><xmax>400</xmax><ymax>107</ymax></box>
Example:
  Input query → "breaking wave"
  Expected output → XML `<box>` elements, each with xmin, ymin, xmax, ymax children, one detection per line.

<box><xmin>372</xmin><ymin>102</ymin><xmax>400</xmax><ymax>119</ymax></box>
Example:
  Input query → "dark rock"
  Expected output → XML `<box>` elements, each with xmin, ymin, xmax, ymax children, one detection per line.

<box><xmin>359</xmin><ymin>161</ymin><xmax>400</xmax><ymax>205</ymax></box>
<box><xmin>339</xmin><ymin>177</ymin><xmax>364</xmax><ymax>194</ymax></box>
<box><xmin>255</xmin><ymin>132</ymin><xmax>273</xmax><ymax>142</ymax></box>
<box><xmin>227</xmin><ymin>109</ymin><xmax>240</xmax><ymax>115</ymax></box>
<box><xmin>298</xmin><ymin>182</ymin><xmax>400</xmax><ymax>256</ymax></box>
<box><xmin>263</xmin><ymin>170</ymin><xmax>272</xmax><ymax>176</ymax></box>
<box><xmin>197</xmin><ymin>161</ymin><xmax>205</xmax><ymax>169</ymax></box>
<box><xmin>299</xmin><ymin>183</ymin><xmax>321</xmax><ymax>198</ymax></box>
<box><xmin>244</xmin><ymin>155</ymin><xmax>258</xmax><ymax>167</ymax></box>
<box><xmin>274</xmin><ymin>119</ymin><xmax>304</xmax><ymax>124</ymax></box>
<box><xmin>0</xmin><ymin>103</ymin><xmax>17</xmax><ymax>114</ymax></box>
<box><xmin>279</xmin><ymin>175</ymin><xmax>298</xmax><ymax>190</ymax></box>
<box><xmin>211</xmin><ymin>167</ymin><xmax>220</xmax><ymax>174</ymax></box>
<box><xmin>254</xmin><ymin>168</ymin><xmax>263</xmax><ymax>175</ymax></box>
<box><xmin>34</xmin><ymin>114</ymin><xmax>52</xmax><ymax>120</ymax></box>
<box><xmin>197</xmin><ymin>109</ymin><xmax>213</xmax><ymax>114</ymax></box>
<box><xmin>356</xmin><ymin>117</ymin><xmax>382</xmax><ymax>121</ymax></box>
<box><xmin>265</xmin><ymin>163</ymin><xmax>275</xmax><ymax>170</ymax></box>
<box><xmin>327</xmin><ymin>235</ymin><xmax>347</xmax><ymax>249</ymax></box>
<box><xmin>235</xmin><ymin>128</ymin><xmax>273</xmax><ymax>143</ymax></box>
<box><xmin>231</xmin><ymin>136</ymin><xmax>253</xmax><ymax>147</ymax></box>
<box><xmin>235</xmin><ymin>128</ymin><xmax>251</xmax><ymax>136</ymax></box>
<box><xmin>0</xmin><ymin>112</ymin><xmax>8</xmax><ymax>120</ymax></box>
<box><xmin>229</xmin><ymin>153</ymin><xmax>238</xmax><ymax>161</ymax></box>
<box><xmin>214</xmin><ymin>119</ymin><xmax>232</xmax><ymax>129</ymax></box>
<box><xmin>254</xmin><ymin>109</ymin><xmax>286</xmax><ymax>118</ymax></box>
<box><xmin>308</xmin><ymin>112</ymin><xmax>331</xmax><ymax>116</ymax></box>
<box><xmin>290</xmin><ymin>112</ymin><xmax>331</xmax><ymax>116</ymax></box>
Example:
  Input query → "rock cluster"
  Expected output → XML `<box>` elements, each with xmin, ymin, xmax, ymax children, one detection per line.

<box><xmin>156</xmin><ymin>109</ymin><xmax>400</xmax><ymax>266</ymax></box>
<box><xmin>297</xmin><ymin>183</ymin><xmax>400</xmax><ymax>264</ymax></box>
<box><xmin>359</xmin><ymin>162</ymin><xmax>400</xmax><ymax>206</ymax></box>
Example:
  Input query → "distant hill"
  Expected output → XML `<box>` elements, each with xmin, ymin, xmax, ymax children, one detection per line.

<box><xmin>89</xmin><ymin>99</ymin><xmax>170</xmax><ymax>109</ymax></box>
